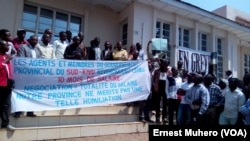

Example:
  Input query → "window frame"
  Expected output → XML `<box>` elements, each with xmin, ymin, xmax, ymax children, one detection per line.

<box><xmin>22</xmin><ymin>3</ymin><xmax>83</xmax><ymax>41</ymax></box>
<box><xmin>198</xmin><ymin>32</ymin><xmax>208</xmax><ymax>51</ymax></box>
<box><xmin>178</xmin><ymin>27</ymin><xmax>190</xmax><ymax>48</ymax></box>
<box><xmin>216</xmin><ymin>37</ymin><xmax>224</xmax><ymax>79</ymax></box>
<box><xmin>155</xmin><ymin>20</ymin><xmax>171</xmax><ymax>58</ymax></box>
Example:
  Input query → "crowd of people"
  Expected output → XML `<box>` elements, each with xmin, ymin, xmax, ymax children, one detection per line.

<box><xmin>0</xmin><ymin>28</ymin><xmax>146</xmax><ymax>130</ymax></box>
<box><xmin>140</xmin><ymin>56</ymin><xmax>250</xmax><ymax>127</ymax></box>
<box><xmin>0</xmin><ymin>27</ymin><xmax>250</xmax><ymax>131</ymax></box>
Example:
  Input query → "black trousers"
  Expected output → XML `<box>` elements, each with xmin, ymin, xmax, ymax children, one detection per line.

<box><xmin>0</xmin><ymin>86</ymin><xmax>11</xmax><ymax>127</ymax></box>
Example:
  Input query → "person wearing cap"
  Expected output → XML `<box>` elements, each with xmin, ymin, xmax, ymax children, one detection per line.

<box><xmin>12</xmin><ymin>29</ymin><xmax>28</xmax><ymax>53</ymax></box>
<box><xmin>225</xmin><ymin>70</ymin><xmax>232</xmax><ymax>80</ymax></box>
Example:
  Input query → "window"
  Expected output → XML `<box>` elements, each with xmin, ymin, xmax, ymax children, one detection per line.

<box><xmin>121</xmin><ymin>23</ymin><xmax>128</xmax><ymax>46</ymax></box>
<box><xmin>244</xmin><ymin>54</ymin><xmax>250</xmax><ymax>74</ymax></box>
<box><xmin>216</xmin><ymin>38</ymin><xmax>223</xmax><ymax>78</ymax></box>
<box><xmin>155</xmin><ymin>21</ymin><xmax>170</xmax><ymax>42</ymax></box>
<box><xmin>22</xmin><ymin>4</ymin><xmax>82</xmax><ymax>40</ymax></box>
<box><xmin>178</xmin><ymin>27</ymin><xmax>190</xmax><ymax>48</ymax></box>
<box><xmin>198</xmin><ymin>32</ymin><xmax>208</xmax><ymax>51</ymax></box>
<box><xmin>155</xmin><ymin>21</ymin><xmax>171</xmax><ymax>58</ymax></box>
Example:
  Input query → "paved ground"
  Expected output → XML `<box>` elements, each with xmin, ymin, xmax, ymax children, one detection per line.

<box><xmin>53</xmin><ymin>133</ymin><xmax>148</xmax><ymax>141</ymax></box>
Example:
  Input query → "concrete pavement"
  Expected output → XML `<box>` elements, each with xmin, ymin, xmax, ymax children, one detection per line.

<box><xmin>53</xmin><ymin>133</ymin><xmax>148</xmax><ymax>141</ymax></box>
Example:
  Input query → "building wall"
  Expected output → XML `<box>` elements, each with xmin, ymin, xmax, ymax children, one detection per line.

<box><xmin>132</xmin><ymin>3</ymin><xmax>154</xmax><ymax>56</ymax></box>
<box><xmin>132</xmin><ymin>2</ymin><xmax>240</xmax><ymax>73</ymax></box>
<box><xmin>0</xmin><ymin>0</ymin><xmax>23</xmax><ymax>34</ymax></box>
<box><xmin>212</xmin><ymin>5</ymin><xmax>250</xmax><ymax>78</ymax></box>
<box><xmin>213</xmin><ymin>5</ymin><xmax>250</xmax><ymax>22</ymax></box>
<box><xmin>26</xmin><ymin>0</ymin><xmax>119</xmax><ymax>47</ymax></box>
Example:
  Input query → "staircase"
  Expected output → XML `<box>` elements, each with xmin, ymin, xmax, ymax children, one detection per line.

<box><xmin>0</xmin><ymin>104</ymin><xmax>149</xmax><ymax>141</ymax></box>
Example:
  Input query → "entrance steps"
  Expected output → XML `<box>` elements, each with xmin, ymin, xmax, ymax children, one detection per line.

<box><xmin>0</xmin><ymin>104</ymin><xmax>148</xmax><ymax>141</ymax></box>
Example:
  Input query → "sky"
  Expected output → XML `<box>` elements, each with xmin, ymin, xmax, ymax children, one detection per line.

<box><xmin>182</xmin><ymin>0</ymin><xmax>250</xmax><ymax>14</ymax></box>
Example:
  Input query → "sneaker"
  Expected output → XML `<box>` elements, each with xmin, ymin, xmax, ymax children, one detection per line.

<box><xmin>6</xmin><ymin>125</ymin><xmax>15</xmax><ymax>131</ymax></box>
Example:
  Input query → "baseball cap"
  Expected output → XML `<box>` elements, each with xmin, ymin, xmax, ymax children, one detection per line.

<box><xmin>225</xmin><ymin>70</ymin><xmax>232</xmax><ymax>74</ymax></box>
<box><xmin>17</xmin><ymin>29</ymin><xmax>26</xmax><ymax>33</ymax></box>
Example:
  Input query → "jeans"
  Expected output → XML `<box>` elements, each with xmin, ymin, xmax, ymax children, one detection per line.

<box><xmin>177</xmin><ymin>103</ymin><xmax>192</xmax><ymax>126</ymax></box>
<box><xmin>139</xmin><ymin>96</ymin><xmax>151</xmax><ymax>119</ymax></box>
<box><xmin>0</xmin><ymin>86</ymin><xmax>12</xmax><ymax>127</ymax></box>
<box><xmin>167</xmin><ymin>98</ymin><xmax>180</xmax><ymax>125</ymax></box>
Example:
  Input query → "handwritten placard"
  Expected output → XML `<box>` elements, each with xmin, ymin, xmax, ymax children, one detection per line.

<box><xmin>151</xmin><ymin>38</ymin><xmax>168</xmax><ymax>51</ymax></box>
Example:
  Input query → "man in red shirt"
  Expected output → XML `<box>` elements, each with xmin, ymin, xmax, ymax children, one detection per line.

<box><xmin>12</xmin><ymin>29</ymin><xmax>28</xmax><ymax>53</ymax></box>
<box><xmin>0</xmin><ymin>39</ymin><xmax>15</xmax><ymax>130</ymax></box>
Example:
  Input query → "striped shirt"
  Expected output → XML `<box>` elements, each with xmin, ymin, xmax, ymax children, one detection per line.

<box><xmin>206</xmin><ymin>83</ymin><xmax>223</xmax><ymax>106</ymax></box>
<box><xmin>184</xmin><ymin>83</ymin><xmax>210</xmax><ymax>115</ymax></box>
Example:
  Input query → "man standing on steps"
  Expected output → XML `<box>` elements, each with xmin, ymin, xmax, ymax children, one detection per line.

<box><xmin>88</xmin><ymin>37</ymin><xmax>102</xmax><ymax>60</ymax></box>
<box><xmin>12</xmin><ymin>29</ymin><xmax>28</xmax><ymax>54</ymax></box>
<box><xmin>0</xmin><ymin>40</ymin><xmax>15</xmax><ymax>130</ymax></box>
<box><xmin>15</xmin><ymin>35</ymin><xmax>41</xmax><ymax>118</ymax></box>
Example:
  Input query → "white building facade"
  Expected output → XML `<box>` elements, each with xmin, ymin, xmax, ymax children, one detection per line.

<box><xmin>1</xmin><ymin>0</ymin><xmax>250</xmax><ymax>79</ymax></box>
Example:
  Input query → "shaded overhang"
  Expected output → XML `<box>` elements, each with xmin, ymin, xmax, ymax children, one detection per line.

<box><xmin>76</xmin><ymin>0</ymin><xmax>250</xmax><ymax>47</ymax></box>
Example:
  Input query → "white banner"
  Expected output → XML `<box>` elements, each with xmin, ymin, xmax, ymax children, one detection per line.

<box><xmin>11</xmin><ymin>57</ymin><xmax>151</xmax><ymax>112</ymax></box>
<box><xmin>178</xmin><ymin>47</ymin><xmax>211</xmax><ymax>74</ymax></box>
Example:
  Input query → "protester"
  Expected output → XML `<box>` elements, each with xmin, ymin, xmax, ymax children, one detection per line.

<box><xmin>240</xmin><ymin>95</ymin><xmax>250</xmax><ymax>125</ymax></box>
<box><xmin>184</xmin><ymin>73</ymin><xmax>210</xmax><ymax>126</ymax></box>
<box><xmin>152</xmin><ymin>58</ymin><xmax>170</xmax><ymax>123</ymax></box>
<box><xmin>0</xmin><ymin>29</ymin><xmax>17</xmax><ymax>56</ymax></box>
<box><xmin>112</xmin><ymin>41</ymin><xmax>128</xmax><ymax>61</ymax></box>
<box><xmin>53</xmin><ymin>31</ymin><xmax>68</xmax><ymax>59</ymax></box>
<box><xmin>102</xmin><ymin>41</ymin><xmax>113</xmax><ymax>60</ymax></box>
<box><xmin>37</xmin><ymin>34</ymin><xmax>56</xmax><ymax>59</ymax></box>
<box><xmin>78</xmin><ymin>32</ymin><xmax>87</xmax><ymax>60</ymax></box>
<box><xmin>64</xmin><ymin>36</ymin><xmax>84</xmax><ymax>60</ymax></box>
<box><xmin>166</xmin><ymin>66</ymin><xmax>182</xmax><ymax>125</ymax></box>
<box><xmin>203</xmin><ymin>74</ymin><xmax>224</xmax><ymax>126</ymax></box>
<box><xmin>135</xmin><ymin>42</ymin><xmax>144</xmax><ymax>60</ymax></box>
<box><xmin>15</xmin><ymin>35</ymin><xmax>41</xmax><ymax>118</ymax></box>
<box><xmin>127</xmin><ymin>44</ymin><xmax>137</xmax><ymax>60</ymax></box>
<box><xmin>12</xmin><ymin>29</ymin><xmax>28</xmax><ymax>53</ymax></box>
<box><xmin>88</xmin><ymin>37</ymin><xmax>101</xmax><ymax>60</ymax></box>
<box><xmin>177</xmin><ymin>72</ymin><xmax>195</xmax><ymax>126</ymax></box>
<box><xmin>219</xmin><ymin>78</ymin><xmax>246</xmax><ymax>125</ymax></box>
<box><xmin>0</xmin><ymin>40</ymin><xmax>15</xmax><ymax>130</ymax></box>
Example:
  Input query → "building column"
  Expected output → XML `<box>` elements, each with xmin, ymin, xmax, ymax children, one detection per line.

<box><xmin>172</xmin><ymin>15</ymin><xmax>179</xmax><ymax>66</ymax></box>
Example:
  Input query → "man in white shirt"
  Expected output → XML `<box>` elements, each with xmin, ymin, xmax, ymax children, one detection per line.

<box><xmin>53</xmin><ymin>31</ymin><xmax>68</xmax><ymax>59</ymax></box>
<box><xmin>38</xmin><ymin>34</ymin><xmax>56</xmax><ymax>59</ymax></box>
